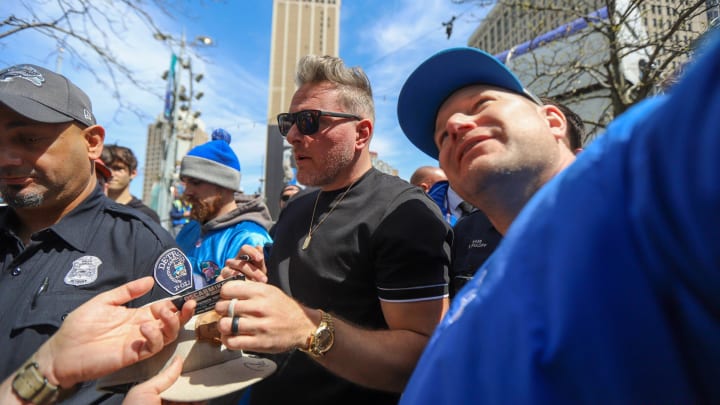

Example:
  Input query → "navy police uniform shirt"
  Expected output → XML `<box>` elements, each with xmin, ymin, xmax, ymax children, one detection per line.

<box><xmin>0</xmin><ymin>186</ymin><xmax>192</xmax><ymax>404</ymax></box>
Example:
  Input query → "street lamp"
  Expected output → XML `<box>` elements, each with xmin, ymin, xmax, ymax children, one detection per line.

<box><xmin>153</xmin><ymin>31</ymin><xmax>212</xmax><ymax>230</ymax></box>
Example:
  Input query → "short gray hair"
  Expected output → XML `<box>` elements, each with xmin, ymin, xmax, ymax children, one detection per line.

<box><xmin>295</xmin><ymin>55</ymin><xmax>375</xmax><ymax>123</ymax></box>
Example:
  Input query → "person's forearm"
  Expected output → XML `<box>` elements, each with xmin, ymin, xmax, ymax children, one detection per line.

<box><xmin>305</xmin><ymin>313</ymin><xmax>430</xmax><ymax>392</ymax></box>
<box><xmin>0</xmin><ymin>343</ymin><xmax>69</xmax><ymax>405</ymax></box>
<box><xmin>0</xmin><ymin>375</ymin><xmax>26</xmax><ymax>405</ymax></box>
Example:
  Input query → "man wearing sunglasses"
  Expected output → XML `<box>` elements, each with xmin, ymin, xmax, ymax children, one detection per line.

<box><xmin>218</xmin><ymin>55</ymin><xmax>451</xmax><ymax>405</ymax></box>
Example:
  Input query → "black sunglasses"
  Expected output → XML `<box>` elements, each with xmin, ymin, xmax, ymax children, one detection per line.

<box><xmin>277</xmin><ymin>109</ymin><xmax>361</xmax><ymax>137</ymax></box>
<box><xmin>280</xmin><ymin>194</ymin><xmax>293</xmax><ymax>202</ymax></box>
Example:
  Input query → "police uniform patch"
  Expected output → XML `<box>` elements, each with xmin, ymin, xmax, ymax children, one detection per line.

<box><xmin>64</xmin><ymin>256</ymin><xmax>102</xmax><ymax>286</ymax></box>
<box><xmin>199</xmin><ymin>261</ymin><xmax>220</xmax><ymax>283</ymax></box>
<box><xmin>154</xmin><ymin>248</ymin><xmax>193</xmax><ymax>295</ymax></box>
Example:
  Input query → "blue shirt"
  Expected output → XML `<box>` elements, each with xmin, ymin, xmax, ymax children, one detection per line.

<box><xmin>176</xmin><ymin>220</ymin><xmax>272</xmax><ymax>288</ymax></box>
<box><xmin>401</xmin><ymin>35</ymin><xmax>720</xmax><ymax>404</ymax></box>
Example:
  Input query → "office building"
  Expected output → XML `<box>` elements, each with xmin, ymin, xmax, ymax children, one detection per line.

<box><xmin>265</xmin><ymin>0</ymin><xmax>341</xmax><ymax>219</ymax></box>
<box><xmin>468</xmin><ymin>0</ymin><xmax>710</xmax><ymax>140</ymax></box>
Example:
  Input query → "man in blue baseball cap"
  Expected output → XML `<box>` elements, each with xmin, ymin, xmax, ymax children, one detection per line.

<box><xmin>397</xmin><ymin>47</ymin><xmax>576</xmax><ymax>235</ymax></box>
<box><xmin>397</xmin><ymin>33</ymin><xmax>720</xmax><ymax>404</ymax></box>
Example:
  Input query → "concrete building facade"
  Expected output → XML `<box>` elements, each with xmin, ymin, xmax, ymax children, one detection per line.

<box><xmin>265</xmin><ymin>0</ymin><xmax>341</xmax><ymax>219</ymax></box>
<box><xmin>467</xmin><ymin>0</ymin><xmax>711</xmax><ymax>141</ymax></box>
<box><xmin>142</xmin><ymin>113</ymin><xmax>207</xmax><ymax>226</ymax></box>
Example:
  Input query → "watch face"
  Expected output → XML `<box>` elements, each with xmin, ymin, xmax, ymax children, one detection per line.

<box><xmin>315</xmin><ymin>328</ymin><xmax>334</xmax><ymax>352</ymax></box>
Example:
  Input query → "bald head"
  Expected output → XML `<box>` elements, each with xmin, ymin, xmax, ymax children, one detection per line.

<box><xmin>410</xmin><ymin>166</ymin><xmax>448</xmax><ymax>193</ymax></box>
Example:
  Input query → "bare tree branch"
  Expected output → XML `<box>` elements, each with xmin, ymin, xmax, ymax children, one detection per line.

<box><xmin>0</xmin><ymin>0</ymin><xmax>217</xmax><ymax>121</ymax></box>
<box><xmin>452</xmin><ymin>0</ymin><xmax>714</xmax><ymax>142</ymax></box>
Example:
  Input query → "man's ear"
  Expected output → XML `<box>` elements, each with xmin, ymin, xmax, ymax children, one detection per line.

<box><xmin>355</xmin><ymin>119</ymin><xmax>373</xmax><ymax>150</ymax></box>
<box><xmin>84</xmin><ymin>125</ymin><xmax>105</xmax><ymax>160</ymax></box>
<box><xmin>542</xmin><ymin>104</ymin><xmax>567</xmax><ymax>142</ymax></box>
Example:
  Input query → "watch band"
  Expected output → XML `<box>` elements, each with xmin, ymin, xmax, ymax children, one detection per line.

<box><xmin>299</xmin><ymin>309</ymin><xmax>335</xmax><ymax>357</ymax></box>
<box><xmin>11</xmin><ymin>356</ymin><xmax>79</xmax><ymax>404</ymax></box>
<box><xmin>12</xmin><ymin>358</ymin><xmax>60</xmax><ymax>405</ymax></box>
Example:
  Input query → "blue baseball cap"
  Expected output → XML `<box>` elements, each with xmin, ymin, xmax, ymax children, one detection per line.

<box><xmin>397</xmin><ymin>47</ymin><xmax>541</xmax><ymax>159</ymax></box>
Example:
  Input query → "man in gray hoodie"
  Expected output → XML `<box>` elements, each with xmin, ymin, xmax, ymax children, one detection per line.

<box><xmin>175</xmin><ymin>139</ymin><xmax>273</xmax><ymax>288</ymax></box>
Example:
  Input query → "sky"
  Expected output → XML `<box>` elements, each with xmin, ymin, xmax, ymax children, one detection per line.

<box><xmin>1</xmin><ymin>0</ymin><xmax>492</xmax><ymax>197</ymax></box>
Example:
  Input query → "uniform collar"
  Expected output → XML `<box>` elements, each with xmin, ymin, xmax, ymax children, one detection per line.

<box><xmin>44</xmin><ymin>186</ymin><xmax>109</xmax><ymax>252</ymax></box>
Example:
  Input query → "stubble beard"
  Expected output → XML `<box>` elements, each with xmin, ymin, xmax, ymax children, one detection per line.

<box><xmin>296</xmin><ymin>143</ymin><xmax>354</xmax><ymax>188</ymax></box>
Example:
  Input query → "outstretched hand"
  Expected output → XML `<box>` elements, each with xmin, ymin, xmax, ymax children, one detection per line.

<box><xmin>37</xmin><ymin>277</ymin><xmax>196</xmax><ymax>388</ymax></box>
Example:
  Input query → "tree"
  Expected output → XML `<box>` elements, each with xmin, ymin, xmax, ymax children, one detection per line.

<box><xmin>0</xmin><ymin>0</ymin><xmax>206</xmax><ymax>119</ymax></box>
<box><xmin>452</xmin><ymin>0</ymin><xmax>715</xmax><ymax>142</ymax></box>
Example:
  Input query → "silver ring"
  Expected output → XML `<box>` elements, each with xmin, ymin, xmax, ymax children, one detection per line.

<box><xmin>231</xmin><ymin>316</ymin><xmax>240</xmax><ymax>335</ymax></box>
<box><xmin>228</xmin><ymin>298</ymin><xmax>238</xmax><ymax>319</ymax></box>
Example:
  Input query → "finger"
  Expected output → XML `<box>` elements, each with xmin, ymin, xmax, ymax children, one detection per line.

<box><xmin>180</xmin><ymin>299</ymin><xmax>197</xmax><ymax>323</ymax></box>
<box><xmin>129</xmin><ymin>355</ymin><xmax>183</xmax><ymax>399</ymax></box>
<box><xmin>246</xmin><ymin>244</ymin><xmax>265</xmax><ymax>264</ymax></box>
<box><xmin>150</xmin><ymin>355</ymin><xmax>184</xmax><ymax>392</ymax></box>
<box><xmin>219</xmin><ymin>280</ymin><xmax>255</xmax><ymax>301</ymax></box>
<box><xmin>245</xmin><ymin>267</ymin><xmax>268</xmax><ymax>283</ymax></box>
<box><xmin>138</xmin><ymin>321</ymin><xmax>166</xmax><ymax>356</ymax></box>
<box><xmin>219</xmin><ymin>263</ymin><xmax>244</xmax><ymax>281</ymax></box>
<box><xmin>101</xmin><ymin>277</ymin><xmax>155</xmax><ymax>307</ymax></box>
<box><xmin>222</xmin><ymin>259</ymin><xmax>267</xmax><ymax>283</ymax></box>
<box><xmin>156</xmin><ymin>307</ymin><xmax>182</xmax><ymax>346</ymax></box>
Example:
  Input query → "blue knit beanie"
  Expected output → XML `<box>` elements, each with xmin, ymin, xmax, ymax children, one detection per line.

<box><xmin>180</xmin><ymin>140</ymin><xmax>241</xmax><ymax>191</ymax></box>
<box><xmin>211</xmin><ymin>128</ymin><xmax>232</xmax><ymax>144</ymax></box>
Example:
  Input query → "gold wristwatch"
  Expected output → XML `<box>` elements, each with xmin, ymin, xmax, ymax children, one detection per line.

<box><xmin>300</xmin><ymin>310</ymin><xmax>335</xmax><ymax>357</ymax></box>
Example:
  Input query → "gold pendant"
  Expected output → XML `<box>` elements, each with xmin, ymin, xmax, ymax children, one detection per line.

<box><xmin>302</xmin><ymin>234</ymin><xmax>311</xmax><ymax>250</ymax></box>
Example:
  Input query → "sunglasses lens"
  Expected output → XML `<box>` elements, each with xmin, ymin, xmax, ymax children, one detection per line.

<box><xmin>278</xmin><ymin>114</ymin><xmax>293</xmax><ymax>136</ymax></box>
<box><xmin>296</xmin><ymin>111</ymin><xmax>319</xmax><ymax>135</ymax></box>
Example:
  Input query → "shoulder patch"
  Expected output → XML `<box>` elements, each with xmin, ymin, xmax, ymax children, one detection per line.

<box><xmin>154</xmin><ymin>248</ymin><xmax>193</xmax><ymax>295</ymax></box>
<box><xmin>64</xmin><ymin>256</ymin><xmax>102</xmax><ymax>286</ymax></box>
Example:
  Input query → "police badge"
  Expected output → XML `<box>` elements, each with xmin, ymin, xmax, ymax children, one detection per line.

<box><xmin>64</xmin><ymin>256</ymin><xmax>102</xmax><ymax>286</ymax></box>
<box><xmin>154</xmin><ymin>248</ymin><xmax>193</xmax><ymax>295</ymax></box>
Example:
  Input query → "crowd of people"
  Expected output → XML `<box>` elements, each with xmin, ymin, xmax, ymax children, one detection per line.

<box><xmin>0</xmin><ymin>28</ymin><xmax>718</xmax><ymax>405</ymax></box>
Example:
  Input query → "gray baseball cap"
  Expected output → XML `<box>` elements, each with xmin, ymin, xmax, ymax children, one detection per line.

<box><xmin>0</xmin><ymin>64</ymin><xmax>96</xmax><ymax>127</ymax></box>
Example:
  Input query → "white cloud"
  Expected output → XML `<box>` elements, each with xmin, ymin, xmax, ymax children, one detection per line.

<box><xmin>2</xmin><ymin>0</ymin><xmax>495</xmax><ymax>195</ymax></box>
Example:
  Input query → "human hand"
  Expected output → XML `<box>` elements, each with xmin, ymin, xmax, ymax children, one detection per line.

<box><xmin>219</xmin><ymin>245</ymin><xmax>267</xmax><ymax>283</ymax></box>
<box><xmin>122</xmin><ymin>356</ymin><xmax>206</xmax><ymax>405</ymax></box>
<box><xmin>37</xmin><ymin>277</ymin><xmax>196</xmax><ymax>388</ymax></box>
<box><xmin>215</xmin><ymin>281</ymin><xmax>316</xmax><ymax>353</ymax></box>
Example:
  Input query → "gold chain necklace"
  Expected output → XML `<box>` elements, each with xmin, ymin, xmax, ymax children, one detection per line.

<box><xmin>302</xmin><ymin>179</ymin><xmax>358</xmax><ymax>250</ymax></box>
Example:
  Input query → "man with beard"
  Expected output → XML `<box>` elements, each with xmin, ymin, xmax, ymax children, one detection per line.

<box><xmin>100</xmin><ymin>144</ymin><xmax>160</xmax><ymax>224</ymax></box>
<box><xmin>215</xmin><ymin>55</ymin><xmax>451</xmax><ymax>405</ymax></box>
<box><xmin>175</xmin><ymin>140</ymin><xmax>273</xmax><ymax>289</ymax></box>
<box><xmin>0</xmin><ymin>63</ymin><xmax>192</xmax><ymax>404</ymax></box>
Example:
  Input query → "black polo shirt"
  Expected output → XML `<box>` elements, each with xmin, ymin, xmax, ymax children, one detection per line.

<box><xmin>0</xmin><ymin>186</ymin><xmax>192</xmax><ymax>404</ymax></box>
<box><xmin>252</xmin><ymin>168</ymin><xmax>451</xmax><ymax>405</ymax></box>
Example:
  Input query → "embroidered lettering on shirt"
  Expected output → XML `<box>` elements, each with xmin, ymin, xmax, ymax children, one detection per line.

<box><xmin>64</xmin><ymin>256</ymin><xmax>102</xmax><ymax>286</ymax></box>
<box><xmin>154</xmin><ymin>248</ymin><xmax>193</xmax><ymax>295</ymax></box>
<box><xmin>468</xmin><ymin>239</ymin><xmax>488</xmax><ymax>249</ymax></box>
